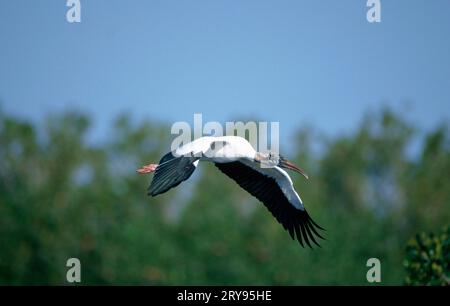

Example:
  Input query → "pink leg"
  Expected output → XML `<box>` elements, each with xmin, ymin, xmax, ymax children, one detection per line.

<box><xmin>137</xmin><ymin>163</ymin><xmax>158</xmax><ymax>174</ymax></box>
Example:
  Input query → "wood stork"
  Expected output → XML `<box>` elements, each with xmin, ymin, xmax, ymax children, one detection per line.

<box><xmin>137</xmin><ymin>136</ymin><xmax>324</xmax><ymax>248</ymax></box>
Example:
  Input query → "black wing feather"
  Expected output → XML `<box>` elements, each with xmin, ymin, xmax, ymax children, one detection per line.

<box><xmin>215</xmin><ymin>161</ymin><xmax>324</xmax><ymax>248</ymax></box>
<box><xmin>148</xmin><ymin>152</ymin><xmax>199</xmax><ymax>196</ymax></box>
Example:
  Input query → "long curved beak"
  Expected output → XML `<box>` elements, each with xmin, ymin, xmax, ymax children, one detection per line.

<box><xmin>279</xmin><ymin>159</ymin><xmax>309</xmax><ymax>179</ymax></box>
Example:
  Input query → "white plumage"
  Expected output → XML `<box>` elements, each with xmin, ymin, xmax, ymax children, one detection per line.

<box><xmin>175</xmin><ymin>136</ymin><xmax>256</xmax><ymax>161</ymax></box>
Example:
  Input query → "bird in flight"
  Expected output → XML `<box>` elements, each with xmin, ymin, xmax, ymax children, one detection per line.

<box><xmin>137</xmin><ymin>136</ymin><xmax>324</xmax><ymax>248</ymax></box>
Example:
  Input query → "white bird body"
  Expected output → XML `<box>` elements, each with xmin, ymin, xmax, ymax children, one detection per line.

<box><xmin>138</xmin><ymin>135</ymin><xmax>324</xmax><ymax>248</ymax></box>
<box><xmin>175</xmin><ymin>136</ymin><xmax>257</xmax><ymax>162</ymax></box>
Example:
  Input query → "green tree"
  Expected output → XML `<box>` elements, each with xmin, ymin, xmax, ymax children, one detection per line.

<box><xmin>404</xmin><ymin>227</ymin><xmax>450</xmax><ymax>285</ymax></box>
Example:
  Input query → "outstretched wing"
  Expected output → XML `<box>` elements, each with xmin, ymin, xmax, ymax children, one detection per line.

<box><xmin>215</xmin><ymin>161</ymin><xmax>324</xmax><ymax>248</ymax></box>
<box><xmin>148</xmin><ymin>152</ymin><xmax>199</xmax><ymax>196</ymax></box>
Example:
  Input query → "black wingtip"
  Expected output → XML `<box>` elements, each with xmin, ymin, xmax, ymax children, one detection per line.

<box><xmin>308</xmin><ymin>216</ymin><xmax>326</xmax><ymax>231</ymax></box>
<box><xmin>147</xmin><ymin>189</ymin><xmax>159</xmax><ymax>197</ymax></box>
<box><xmin>298</xmin><ymin>210</ymin><xmax>326</xmax><ymax>249</ymax></box>
<box><xmin>294</xmin><ymin>225</ymin><xmax>304</xmax><ymax>247</ymax></box>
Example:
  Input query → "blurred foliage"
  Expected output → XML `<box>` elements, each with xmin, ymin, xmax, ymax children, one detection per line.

<box><xmin>0</xmin><ymin>107</ymin><xmax>449</xmax><ymax>285</ymax></box>
<box><xmin>404</xmin><ymin>227</ymin><xmax>449</xmax><ymax>285</ymax></box>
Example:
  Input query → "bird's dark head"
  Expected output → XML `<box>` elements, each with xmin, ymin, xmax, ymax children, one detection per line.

<box><xmin>278</xmin><ymin>155</ymin><xmax>309</xmax><ymax>179</ymax></box>
<box><xmin>255</xmin><ymin>152</ymin><xmax>309</xmax><ymax>179</ymax></box>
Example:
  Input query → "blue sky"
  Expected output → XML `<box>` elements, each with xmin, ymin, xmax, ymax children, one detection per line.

<box><xmin>0</xmin><ymin>0</ymin><xmax>449</xmax><ymax>148</ymax></box>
